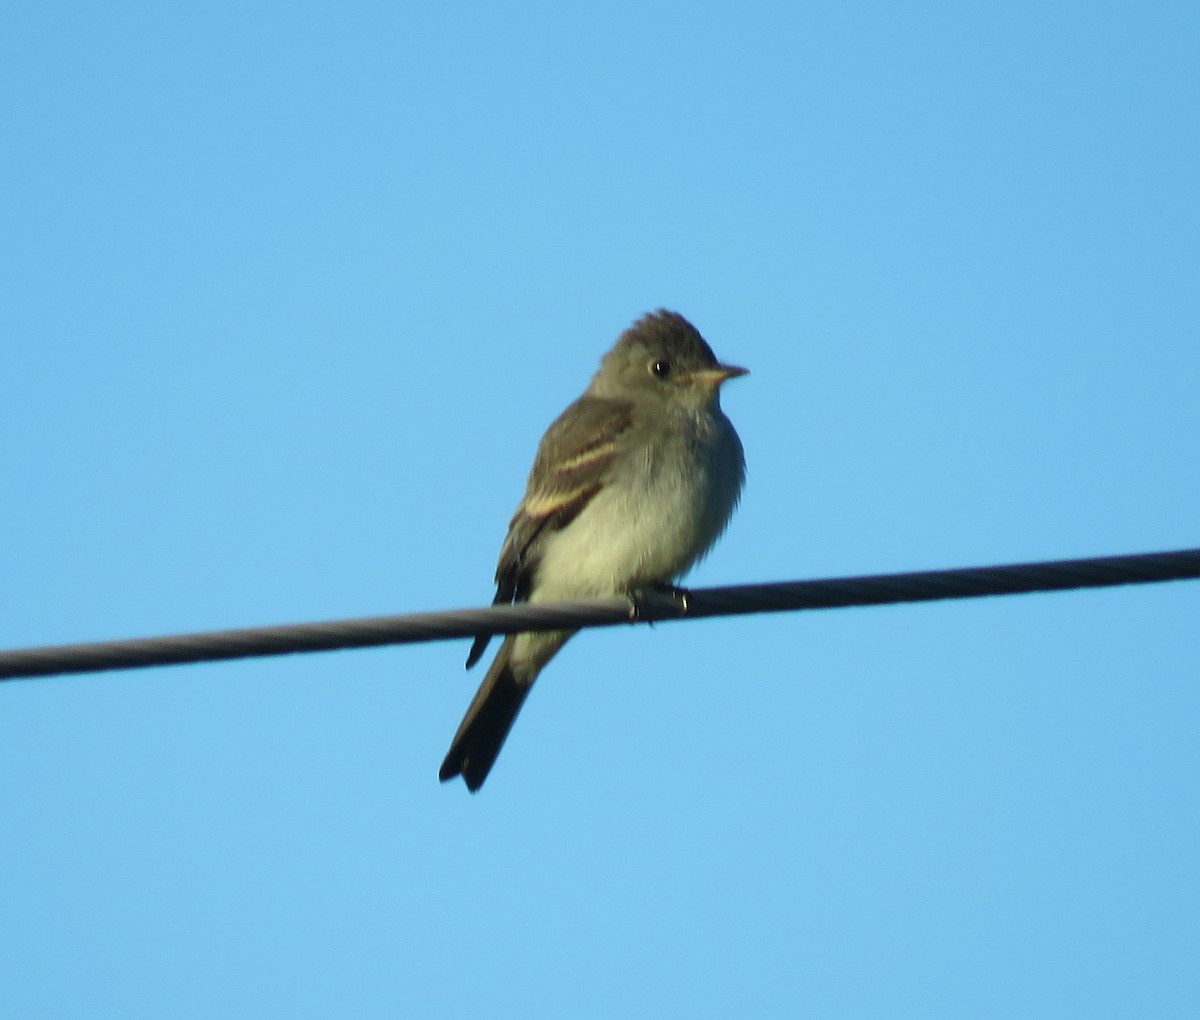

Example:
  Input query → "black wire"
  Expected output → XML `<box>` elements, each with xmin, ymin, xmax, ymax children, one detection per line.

<box><xmin>1</xmin><ymin>547</ymin><xmax>1197</xmax><ymax>681</ymax></box>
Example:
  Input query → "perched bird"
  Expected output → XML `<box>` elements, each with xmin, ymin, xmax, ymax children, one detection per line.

<box><xmin>439</xmin><ymin>310</ymin><xmax>747</xmax><ymax>791</ymax></box>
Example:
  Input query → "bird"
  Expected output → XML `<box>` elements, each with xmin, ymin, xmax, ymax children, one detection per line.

<box><xmin>439</xmin><ymin>309</ymin><xmax>747</xmax><ymax>791</ymax></box>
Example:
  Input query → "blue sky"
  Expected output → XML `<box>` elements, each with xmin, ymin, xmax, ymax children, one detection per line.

<box><xmin>3</xmin><ymin>2</ymin><xmax>1199</xmax><ymax>1016</ymax></box>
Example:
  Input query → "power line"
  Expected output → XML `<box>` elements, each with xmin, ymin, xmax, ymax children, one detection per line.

<box><xmin>1</xmin><ymin>547</ymin><xmax>1197</xmax><ymax>682</ymax></box>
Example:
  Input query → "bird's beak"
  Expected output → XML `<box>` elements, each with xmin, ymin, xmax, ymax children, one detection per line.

<box><xmin>691</xmin><ymin>363</ymin><xmax>749</xmax><ymax>388</ymax></box>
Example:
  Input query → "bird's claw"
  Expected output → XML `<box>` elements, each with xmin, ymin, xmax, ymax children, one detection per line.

<box><xmin>626</xmin><ymin>583</ymin><xmax>691</xmax><ymax>623</ymax></box>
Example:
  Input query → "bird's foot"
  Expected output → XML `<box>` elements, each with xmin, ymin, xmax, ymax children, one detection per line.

<box><xmin>626</xmin><ymin>583</ymin><xmax>691</xmax><ymax>623</ymax></box>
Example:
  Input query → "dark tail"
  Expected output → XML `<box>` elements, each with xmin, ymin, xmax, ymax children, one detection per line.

<box><xmin>439</xmin><ymin>638</ymin><xmax>533</xmax><ymax>792</ymax></box>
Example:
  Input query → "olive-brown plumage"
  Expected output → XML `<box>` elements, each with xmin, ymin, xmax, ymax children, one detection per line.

<box><xmin>440</xmin><ymin>310</ymin><xmax>747</xmax><ymax>791</ymax></box>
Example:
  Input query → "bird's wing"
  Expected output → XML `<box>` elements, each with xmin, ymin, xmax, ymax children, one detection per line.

<box><xmin>465</xmin><ymin>395</ymin><xmax>633</xmax><ymax>669</ymax></box>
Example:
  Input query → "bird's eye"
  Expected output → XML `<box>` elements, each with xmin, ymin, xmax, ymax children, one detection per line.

<box><xmin>650</xmin><ymin>359</ymin><xmax>671</xmax><ymax>379</ymax></box>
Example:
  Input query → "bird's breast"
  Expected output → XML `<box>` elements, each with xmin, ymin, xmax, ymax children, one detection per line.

<box><xmin>530</xmin><ymin>408</ymin><xmax>744</xmax><ymax>601</ymax></box>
